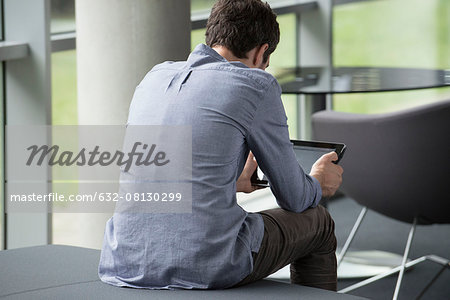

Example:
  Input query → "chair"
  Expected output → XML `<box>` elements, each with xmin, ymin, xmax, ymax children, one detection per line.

<box><xmin>311</xmin><ymin>99</ymin><xmax>450</xmax><ymax>300</ymax></box>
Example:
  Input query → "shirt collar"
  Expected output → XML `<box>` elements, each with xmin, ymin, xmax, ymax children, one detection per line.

<box><xmin>187</xmin><ymin>44</ymin><xmax>249</xmax><ymax>69</ymax></box>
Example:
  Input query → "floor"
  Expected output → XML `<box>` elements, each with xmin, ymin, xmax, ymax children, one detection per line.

<box><xmin>329</xmin><ymin>197</ymin><xmax>450</xmax><ymax>300</ymax></box>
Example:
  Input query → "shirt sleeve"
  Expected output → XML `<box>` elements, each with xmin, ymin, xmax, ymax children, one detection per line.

<box><xmin>246</xmin><ymin>79</ymin><xmax>322</xmax><ymax>213</ymax></box>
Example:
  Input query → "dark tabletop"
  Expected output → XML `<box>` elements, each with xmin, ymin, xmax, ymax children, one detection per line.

<box><xmin>274</xmin><ymin>67</ymin><xmax>450</xmax><ymax>94</ymax></box>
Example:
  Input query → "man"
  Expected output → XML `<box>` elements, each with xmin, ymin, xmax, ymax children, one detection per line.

<box><xmin>99</xmin><ymin>0</ymin><xmax>343</xmax><ymax>291</ymax></box>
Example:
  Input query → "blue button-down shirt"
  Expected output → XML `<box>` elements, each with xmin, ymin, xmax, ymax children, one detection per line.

<box><xmin>98</xmin><ymin>44</ymin><xmax>322</xmax><ymax>289</ymax></box>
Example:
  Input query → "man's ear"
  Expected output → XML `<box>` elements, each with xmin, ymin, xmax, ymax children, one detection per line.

<box><xmin>253</xmin><ymin>43</ymin><xmax>269</xmax><ymax>68</ymax></box>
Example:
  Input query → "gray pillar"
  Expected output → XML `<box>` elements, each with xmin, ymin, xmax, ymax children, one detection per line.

<box><xmin>75</xmin><ymin>0</ymin><xmax>191</xmax><ymax>249</ymax></box>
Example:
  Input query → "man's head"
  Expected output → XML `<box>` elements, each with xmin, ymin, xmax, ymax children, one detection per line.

<box><xmin>205</xmin><ymin>0</ymin><xmax>280</xmax><ymax>64</ymax></box>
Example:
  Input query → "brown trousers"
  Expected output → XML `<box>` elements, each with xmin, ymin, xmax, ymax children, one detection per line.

<box><xmin>234</xmin><ymin>205</ymin><xmax>337</xmax><ymax>291</ymax></box>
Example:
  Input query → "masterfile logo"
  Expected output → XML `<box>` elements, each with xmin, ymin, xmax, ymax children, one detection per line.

<box><xmin>26</xmin><ymin>142</ymin><xmax>170</xmax><ymax>172</ymax></box>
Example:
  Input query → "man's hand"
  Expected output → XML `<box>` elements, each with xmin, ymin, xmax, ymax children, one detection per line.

<box><xmin>237</xmin><ymin>152</ymin><xmax>264</xmax><ymax>193</ymax></box>
<box><xmin>310</xmin><ymin>152</ymin><xmax>344</xmax><ymax>198</ymax></box>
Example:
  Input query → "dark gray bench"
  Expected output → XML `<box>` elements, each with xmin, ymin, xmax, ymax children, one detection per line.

<box><xmin>0</xmin><ymin>245</ymin><xmax>366</xmax><ymax>299</ymax></box>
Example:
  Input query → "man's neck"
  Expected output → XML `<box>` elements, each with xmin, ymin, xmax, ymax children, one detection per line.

<box><xmin>212</xmin><ymin>45</ymin><xmax>252</xmax><ymax>68</ymax></box>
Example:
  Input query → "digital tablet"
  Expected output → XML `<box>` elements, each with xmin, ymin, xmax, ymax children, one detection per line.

<box><xmin>291</xmin><ymin>140</ymin><xmax>346</xmax><ymax>174</ymax></box>
<box><xmin>251</xmin><ymin>139</ymin><xmax>346</xmax><ymax>188</ymax></box>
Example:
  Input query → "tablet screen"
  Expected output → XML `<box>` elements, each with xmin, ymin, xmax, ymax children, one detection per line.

<box><xmin>291</xmin><ymin>140</ymin><xmax>346</xmax><ymax>174</ymax></box>
<box><xmin>293</xmin><ymin>145</ymin><xmax>335</xmax><ymax>174</ymax></box>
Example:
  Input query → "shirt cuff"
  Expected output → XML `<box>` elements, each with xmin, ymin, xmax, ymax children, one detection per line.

<box><xmin>309</xmin><ymin>175</ymin><xmax>323</xmax><ymax>208</ymax></box>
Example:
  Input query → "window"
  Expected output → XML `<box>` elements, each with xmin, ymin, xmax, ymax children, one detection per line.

<box><xmin>51</xmin><ymin>50</ymin><xmax>77</xmax><ymax>125</ymax></box>
<box><xmin>51</xmin><ymin>0</ymin><xmax>77</xmax><ymax>246</ymax></box>
<box><xmin>333</xmin><ymin>0</ymin><xmax>450</xmax><ymax>113</ymax></box>
<box><xmin>51</xmin><ymin>0</ymin><xmax>75</xmax><ymax>33</ymax></box>
<box><xmin>267</xmin><ymin>14</ymin><xmax>298</xmax><ymax>139</ymax></box>
<box><xmin>51</xmin><ymin>49</ymin><xmax>78</xmax><ymax>245</ymax></box>
<box><xmin>191</xmin><ymin>0</ymin><xmax>215</xmax><ymax>12</ymax></box>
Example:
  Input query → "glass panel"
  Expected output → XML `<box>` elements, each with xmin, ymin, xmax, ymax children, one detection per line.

<box><xmin>191</xmin><ymin>0</ymin><xmax>215</xmax><ymax>12</ymax></box>
<box><xmin>51</xmin><ymin>50</ymin><xmax>77</xmax><ymax>125</ymax></box>
<box><xmin>267</xmin><ymin>14</ymin><xmax>297</xmax><ymax>139</ymax></box>
<box><xmin>333</xmin><ymin>0</ymin><xmax>450</xmax><ymax>113</ymax></box>
<box><xmin>191</xmin><ymin>29</ymin><xmax>206</xmax><ymax>50</ymax></box>
<box><xmin>192</xmin><ymin>0</ymin><xmax>288</xmax><ymax>12</ymax></box>
<box><xmin>51</xmin><ymin>0</ymin><xmax>75</xmax><ymax>34</ymax></box>
<box><xmin>0</xmin><ymin>0</ymin><xmax>3</xmax><ymax>41</ymax></box>
<box><xmin>51</xmin><ymin>50</ymin><xmax>79</xmax><ymax>246</ymax></box>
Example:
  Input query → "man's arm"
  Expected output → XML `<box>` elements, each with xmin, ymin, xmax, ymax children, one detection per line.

<box><xmin>246</xmin><ymin>79</ymin><xmax>342</xmax><ymax>212</ymax></box>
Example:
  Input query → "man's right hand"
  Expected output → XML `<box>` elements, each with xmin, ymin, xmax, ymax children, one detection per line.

<box><xmin>310</xmin><ymin>151</ymin><xmax>344</xmax><ymax>198</ymax></box>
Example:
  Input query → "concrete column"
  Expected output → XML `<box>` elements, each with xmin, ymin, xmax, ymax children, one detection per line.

<box><xmin>75</xmin><ymin>0</ymin><xmax>191</xmax><ymax>249</ymax></box>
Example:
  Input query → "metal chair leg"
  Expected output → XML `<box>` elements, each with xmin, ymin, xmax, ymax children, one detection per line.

<box><xmin>337</xmin><ymin>207</ymin><xmax>367</xmax><ymax>268</ymax></box>
<box><xmin>393</xmin><ymin>218</ymin><xmax>417</xmax><ymax>300</ymax></box>
<box><xmin>339</xmin><ymin>223</ymin><xmax>449</xmax><ymax>297</ymax></box>
<box><xmin>338</xmin><ymin>256</ymin><xmax>427</xmax><ymax>294</ymax></box>
<box><xmin>339</xmin><ymin>218</ymin><xmax>419</xmax><ymax>297</ymax></box>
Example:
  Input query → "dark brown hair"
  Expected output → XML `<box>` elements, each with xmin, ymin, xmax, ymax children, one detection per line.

<box><xmin>205</xmin><ymin>0</ymin><xmax>280</xmax><ymax>62</ymax></box>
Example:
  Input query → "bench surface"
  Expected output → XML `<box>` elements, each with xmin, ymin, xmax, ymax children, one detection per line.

<box><xmin>0</xmin><ymin>245</ymin><xmax>366</xmax><ymax>299</ymax></box>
